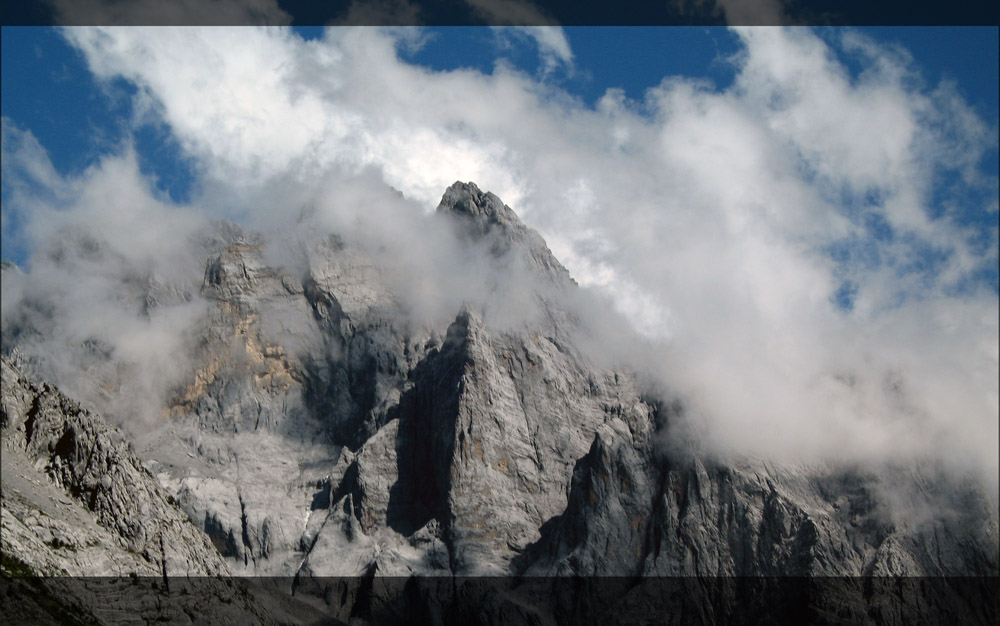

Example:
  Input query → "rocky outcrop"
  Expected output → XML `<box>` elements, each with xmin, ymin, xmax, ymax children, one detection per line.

<box><xmin>438</xmin><ymin>181</ymin><xmax>575</xmax><ymax>288</ymax></box>
<box><xmin>1</xmin><ymin>357</ymin><xmax>230</xmax><ymax>576</ymax></box>
<box><xmin>2</xmin><ymin>182</ymin><xmax>997</xmax><ymax>625</ymax></box>
<box><xmin>0</xmin><ymin>357</ymin><xmax>281</xmax><ymax>624</ymax></box>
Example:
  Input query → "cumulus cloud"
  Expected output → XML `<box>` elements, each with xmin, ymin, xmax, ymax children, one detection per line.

<box><xmin>1</xmin><ymin>125</ymin><xmax>212</xmax><ymax>425</ymax></box>
<box><xmin>492</xmin><ymin>26</ymin><xmax>574</xmax><ymax>77</ymax></box>
<box><xmin>2</xmin><ymin>26</ymin><xmax>997</xmax><ymax>496</ymax></box>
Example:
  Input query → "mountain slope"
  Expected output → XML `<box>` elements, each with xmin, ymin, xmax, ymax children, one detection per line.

<box><xmin>2</xmin><ymin>181</ymin><xmax>997</xmax><ymax>625</ymax></box>
<box><xmin>1</xmin><ymin>356</ymin><xmax>280</xmax><ymax>624</ymax></box>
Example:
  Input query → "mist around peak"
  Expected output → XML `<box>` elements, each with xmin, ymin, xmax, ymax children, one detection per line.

<box><xmin>2</xmin><ymin>26</ymin><xmax>997</xmax><ymax>509</ymax></box>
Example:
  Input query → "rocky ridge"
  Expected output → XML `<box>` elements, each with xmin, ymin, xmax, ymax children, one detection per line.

<box><xmin>2</xmin><ymin>181</ymin><xmax>998</xmax><ymax>625</ymax></box>
<box><xmin>0</xmin><ymin>356</ymin><xmax>282</xmax><ymax>624</ymax></box>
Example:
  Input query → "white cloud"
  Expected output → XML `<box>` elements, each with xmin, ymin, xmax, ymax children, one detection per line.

<box><xmin>3</xmin><ymin>27</ymin><xmax>997</xmax><ymax>495</ymax></box>
<box><xmin>1</xmin><ymin>126</ymin><xmax>212</xmax><ymax>426</ymax></box>
<box><xmin>495</xmin><ymin>26</ymin><xmax>574</xmax><ymax>77</ymax></box>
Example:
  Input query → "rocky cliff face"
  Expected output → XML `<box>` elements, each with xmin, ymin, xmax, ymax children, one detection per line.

<box><xmin>2</xmin><ymin>182</ymin><xmax>997</xmax><ymax>625</ymax></box>
<box><xmin>0</xmin><ymin>357</ymin><xmax>280</xmax><ymax>624</ymax></box>
<box><xmin>1</xmin><ymin>357</ymin><xmax>230</xmax><ymax>577</ymax></box>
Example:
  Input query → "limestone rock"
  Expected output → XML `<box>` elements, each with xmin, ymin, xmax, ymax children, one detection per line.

<box><xmin>1</xmin><ymin>357</ymin><xmax>278</xmax><ymax>623</ymax></box>
<box><xmin>2</xmin><ymin>182</ymin><xmax>997</xmax><ymax>625</ymax></box>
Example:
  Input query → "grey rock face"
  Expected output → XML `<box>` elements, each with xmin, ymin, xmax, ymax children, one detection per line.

<box><xmin>327</xmin><ymin>306</ymin><xmax>651</xmax><ymax>577</ymax></box>
<box><xmin>2</xmin><ymin>181</ymin><xmax>997</xmax><ymax>625</ymax></box>
<box><xmin>529</xmin><ymin>439</ymin><xmax>999</xmax><ymax>579</ymax></box>
<box><xmin>0</xmin><ymin>357</ymin><xmax>284</xmax><ymax>624</ymax></box>
<box><xmin>438</xmin><ymin>181</ymin><xmax>575</xmax><ymax>288</ymax></box>
<box><xmin>1</xmin><ymin>357</ymin><xmax>229</xmax><ymax>577</ymax></box>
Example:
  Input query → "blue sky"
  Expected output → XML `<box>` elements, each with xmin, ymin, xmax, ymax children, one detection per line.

<box><xmin>2</xmin><ymin>26</ymin><xmax>997</xmax><ymax>303</ymax></box>
<box><xmin>2</xmin><ymin>26</ymin><xmax>998</xmax><ymax>483</ymax></box>
<box><xmin>3</xmin><ymin>27</ymin><xmax>997</xmax><ymax>299</ymax></box>
<box><xmin>3</xmin><ymin>28</ymin><xmax>996</xmax><ymax>254</ymax></box>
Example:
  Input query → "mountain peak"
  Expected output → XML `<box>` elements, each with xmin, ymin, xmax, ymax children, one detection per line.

<box><xmin>437</xmin><ymin>181</ymin><xmax>575</xmax><ymax>288</ymax></box>
<box><xmin>437</xmin><ymin>181</ymin><xmax>520</xmax><ymax>229</ymax></box>
<box><xmin>4</xmin><ymin>180</ymin><xmax>995</xmax><ymax>623</ymax></box>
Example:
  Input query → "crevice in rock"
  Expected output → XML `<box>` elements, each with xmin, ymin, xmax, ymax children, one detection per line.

<box><xmin>238</xmin><ymin>492</ymin><xmax>253</xmax><ymax>567</ymax></box>
<box><xmin>23</xmin><ymin>393</ymin><xmax>42</xmax><ymax>445</ymax></box>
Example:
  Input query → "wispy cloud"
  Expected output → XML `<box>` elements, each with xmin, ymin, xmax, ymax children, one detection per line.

<box><xmin>492</xmin><ymin>26</ymin><xmax>574</xmax><ymax>77</ymax></box>
<box><xmin>2</xmin><ymin>27</ymin><xmax>996</xmax><ymax>495</ymax></box>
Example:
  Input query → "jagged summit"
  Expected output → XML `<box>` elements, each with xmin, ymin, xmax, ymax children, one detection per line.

<box><xmin>438</xmin><ymin>181</ymin><xmax>520</xmax><ymax>227</ymax></box>
<box><xmin>438</xmin><ymin>181</ymin><xmax>575</xmax><ymax>287</ymax></box>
